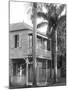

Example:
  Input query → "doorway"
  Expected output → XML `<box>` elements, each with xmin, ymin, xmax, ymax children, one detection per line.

<box><xmin>10</xmin><ymin>59</ymin><xmax>26</xmax><ymax>86</ymax></box>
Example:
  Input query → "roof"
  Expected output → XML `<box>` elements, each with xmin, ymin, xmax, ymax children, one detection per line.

<box><xmin>10</xmin><ymin>22</ymin><xmax>49</xmax><ymax>39</ymax></box>
<box><xmin>10</xmin><ymin>22</ymin><xmax>32</xmax><ymax>31</ymax></box>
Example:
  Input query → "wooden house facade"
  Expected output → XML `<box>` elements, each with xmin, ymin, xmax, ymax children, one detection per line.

<box><xmin>9</xmin><ymin>22</ymin><xmax>52</xmax><ymax>87</ymax></box>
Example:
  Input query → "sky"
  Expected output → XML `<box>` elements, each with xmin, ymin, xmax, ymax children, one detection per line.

<box><xmin>10</xmin><ymin>2</ymin><xmax>31</xmax><ymax>24</ymax></box>
<box><xmin>10</xmin><ymin>1</ymin><xmax>66</xmax><ymax>33</ymax></box>
<box><xmin>10</xmin><ymin>2</ymin><xmax>45</xmax><ymax>25</ymax></box>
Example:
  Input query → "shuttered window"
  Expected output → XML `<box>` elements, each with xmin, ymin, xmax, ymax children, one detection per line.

<box><xmin>29</xmin><ymin>35</ymin><xmax>32</xmax><ymax>48</ymax></box>
<box><xmin>15</xmin><ymin>35</ymin><xmax>19</xmax><ymax>48</ymax></box>
<box><xmin>47</xmin><ymin>40</ymin><xmax>51</xmax><ymax>51</ymax></box>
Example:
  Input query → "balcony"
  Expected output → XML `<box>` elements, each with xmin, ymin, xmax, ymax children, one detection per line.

<box><xmin>10</xmin><ymin>47</ymin><xmax>52</xmax><ymax>60</ymax></box>
<box><xmin>28</xmin><ymin>48</ymin><xmax>52</xmax><ymax>60</ymax></box>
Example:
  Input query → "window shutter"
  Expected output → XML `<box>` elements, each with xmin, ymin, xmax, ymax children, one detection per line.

<box><xmin>47</xmin><ymin>40</ymin><xmax>50</xmax><ymax>51</ymax></box>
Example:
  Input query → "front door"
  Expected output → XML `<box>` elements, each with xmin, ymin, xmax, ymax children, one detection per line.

<box><xmin>10</xmin><ymin>59</ymin><xmax>26</xmax><ymax>86</ymax></box>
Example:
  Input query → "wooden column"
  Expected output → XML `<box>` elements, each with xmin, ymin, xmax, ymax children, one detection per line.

<box><xmin>26</xmin><ymin>58</ymin><xmax>29</xmax><ymax>86</ymax></box>
<box><xmin>50</xmin><ymin>60</ymin><xmax>52</xmax><ymax>79</ymax></box>
<box><xmin>20</xmin><ymin>65</ymin><xmax>22</xmax><ymax>77</ymax></box>
<box><xmin>16</xmin><ymin>63</ymin><xmax>18</xmax><ymax>76</ymax></box>
<box><xmin>46</xmin><ymin>60</ymin><xmax>48</xmax><ymax>83</ymax></box>
<box><xmin>50</xmin><ymin>39</ymin><xmax>53</xmax><ymax>79</ymax></box>
<box><xmin>9</xmin><ymin>60</ymin><xmax>12</xmax><ymax>87</ymax></box>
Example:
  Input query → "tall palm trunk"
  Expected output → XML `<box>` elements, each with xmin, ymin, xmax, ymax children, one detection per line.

<box><xmin>32</xmin><ymin>2</ymin><xmax>37</xmax><ymax>86</ymax></box>
<box><xmin>51</xmin><ymin>30</ymin><xmax>58</xmax><ymax>82</ymax></box>
<box><xmin>54</xmin><ymin>30</ymin><xmax>58</xmax><ymax>82</ymax></box>
<box><xmin>50</xmin><ymin>39</ymin><xmax>53</xmax><ymax>79</ymax></box>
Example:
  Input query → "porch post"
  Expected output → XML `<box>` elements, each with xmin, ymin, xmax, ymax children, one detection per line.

<box><xmin>50</xmin><ymin>60</ymin><xmax>52</xmax><ymax>79</ymax></box>
<box><xmin>50</xmin><ymin>39</ymin><xmax>53</xmax><ymax>79</ymax></box>
<box><xmin>26</xmin><ymin>58</ymin><xmax>29</xmax><ymax>86</ymax></box>
<box><xmin>46</xmin><ymin>60</ymin><xmax>48</xmax><ymax>83</ymax></box>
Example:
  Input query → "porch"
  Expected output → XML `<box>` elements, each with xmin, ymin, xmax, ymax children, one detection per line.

<box><xmin>9</xmin><ymin>57</ymin><xmax>61</xmax><ymax>88</ymax></box>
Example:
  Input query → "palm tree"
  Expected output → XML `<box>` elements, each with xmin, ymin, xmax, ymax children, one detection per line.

<box><xmin>32</xmin><ymin>2</ymin><xmax>37</xmax><ymax>86</ymax></box>
<box><xmin>26</xmin><ymin>2</ymin><xmax>44</xmax><ymax>86</ymax></box>
<box><xmin>37</xmin><ymin>3</ymin><xmax>66</xmax><ymax>82</ymax></box>
<box><xmin>26</xmin><ymin>2</ymin><xmax>66</xmax><ymax>84</ymax></box>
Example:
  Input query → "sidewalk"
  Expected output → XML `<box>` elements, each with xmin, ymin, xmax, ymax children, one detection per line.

<box><xmin>9</xmin><ymin>77</ymin><xmax>66</xmax><ymax>89</ymax></box>
<box><xmin>47</xmin><ymin>77</ymin><xmax>66</xmax><ymax>87</ymax></box>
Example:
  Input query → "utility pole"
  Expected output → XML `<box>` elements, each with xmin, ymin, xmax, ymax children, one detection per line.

<box><xmin>32</xmin><ymin>2</ymin><xmax>37</xmax><ymax>86</ymax></box>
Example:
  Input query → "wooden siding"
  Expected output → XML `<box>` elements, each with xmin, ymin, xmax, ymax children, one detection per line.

<box><xmin>10</xmin><ymin>30</ymin><xmax>30</xmax><ymax>59</ymax></box>
<box><xmin>10</xmin><ymin>30</ymin><xmax>52</xmax><ymax>60</ymax></box>
<box><xmin>28</xmin><ymin>48</ymin><xmax>51</xmax><ymax>60</ymax></box>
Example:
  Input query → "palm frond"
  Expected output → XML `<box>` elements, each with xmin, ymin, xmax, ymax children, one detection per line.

<box><xmin>56</xmin><ymin>4</ymin><xmax>65</xmax><ymax>16</ymax></box>
<box><xmin>37</xmin><ymin>12</ymin><xmax>48</xmax><ymax>20</ymax></box>
<box><xmin>57</xmin><ymin>15</ymin><xmax>66</xmax><ymax>26</ymax></box>
<box><xmin>37</xmin><ymin>21</ymin><xmax>48</xmax><ymax>28</ymax></box>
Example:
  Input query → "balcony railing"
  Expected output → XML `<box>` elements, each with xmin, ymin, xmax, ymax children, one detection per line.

<box><xmin>28</xmin><ymin>48</ymin><xmax>52</xmax><ymax>60</ymax></box>
<box><xmin>10</xmin><ymin>47</ymin><xmax>52</xmax><ymax>60</ymax></box>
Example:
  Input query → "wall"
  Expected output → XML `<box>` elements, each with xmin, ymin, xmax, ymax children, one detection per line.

<box><xmin>9</xmin><ymin>30</ymin><xmax>32</xmax><ymax>59</ymax></box>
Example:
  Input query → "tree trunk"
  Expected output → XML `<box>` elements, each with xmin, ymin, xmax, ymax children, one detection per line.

<box><xmin>32</xmin><ymin>2</ymin><xmax>37</xmax><ymax>86</ymax></box>
<box><xmin>52</xmin><ymin>30</ymin><xmax>58</xmax><ymax>82</ymax></box>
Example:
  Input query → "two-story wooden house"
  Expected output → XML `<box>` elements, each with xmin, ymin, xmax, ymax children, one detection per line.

<box><xmin>9</xmin><ymin>22</ymin><xmax>52</xmax><ymax>87</ymax></box>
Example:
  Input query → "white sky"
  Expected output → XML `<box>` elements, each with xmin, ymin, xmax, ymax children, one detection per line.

<box><xmin>10</xmin><ymin>2</ymin><xmax>45</xmax><ymax>25</ymax></box>
<box><xmin>10</xmin><ymin>2</ymin><xmax>31</xmax><ymax>24</ymax></box>
<box><xmin>10</xmin><ymin>1</ymin><xmax>66</xmax><ymax>33</ymax></box>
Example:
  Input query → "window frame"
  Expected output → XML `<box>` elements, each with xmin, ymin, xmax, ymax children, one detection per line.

<box><xmin>14</xmin><ymin>34</ymin><xmax>19</xmax><ymax>48</ymax></box>
<box><xmin>29</xmin><ymin>34</ymin><xmax>33</xmax><ymax>48</ymax></box>
<box><xmin>47</xmin><ymin>39</ymin><xmax>51</xmax><ymax>51</ymax></box>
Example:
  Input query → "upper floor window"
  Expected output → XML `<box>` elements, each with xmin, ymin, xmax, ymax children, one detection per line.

<box><xmin>37</xmin><ymin>37</ymin><xmax>47</xmax><ymax>50</ymax></box>
<box><xmin>28</xmin><ymin>34</ymin><xmax>50</xmax><ymax>51</ymax></box>
<box><xmin>29</xmin><ymin>35</ymin><xmax>32</xmax><ymax>48</ymax></box>
<box><xmin>43</xmin><ymin>40</ymin><xmax>47</xmax><ymax>50</ymax></box>
<box><xmin>47</xmin><ymin>40</ymin><xmax>51</xmax><ymax>51</ymax></box>
<box><xmin>37</xmin><ymin>37</ymin><xmax>42</xmax><ymax>49</ymax></box>
<box><xmin>15</xmin><ymin>35</ymin><xmax>19</xmax><ymax>48</ymax></box>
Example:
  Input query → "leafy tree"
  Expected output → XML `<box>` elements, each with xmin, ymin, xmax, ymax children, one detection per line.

<box><xmin>37</xmin><ymin>3</ymin><xmax>66</xmax><ymax>82</ymax></box>
<box><xmin>26</xmin><ymin>2</ymin><xmax>44</xmax><ymax>86</ymax></box>
<box><xmin>57</xmin><ymin>15</ymin><xmax>66</xmax><ymax>56</ymax></box>
<box><xmin>27</xmin><ymin>2</ymin><xmax>66</xmax><ymax>83</ymax></box>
